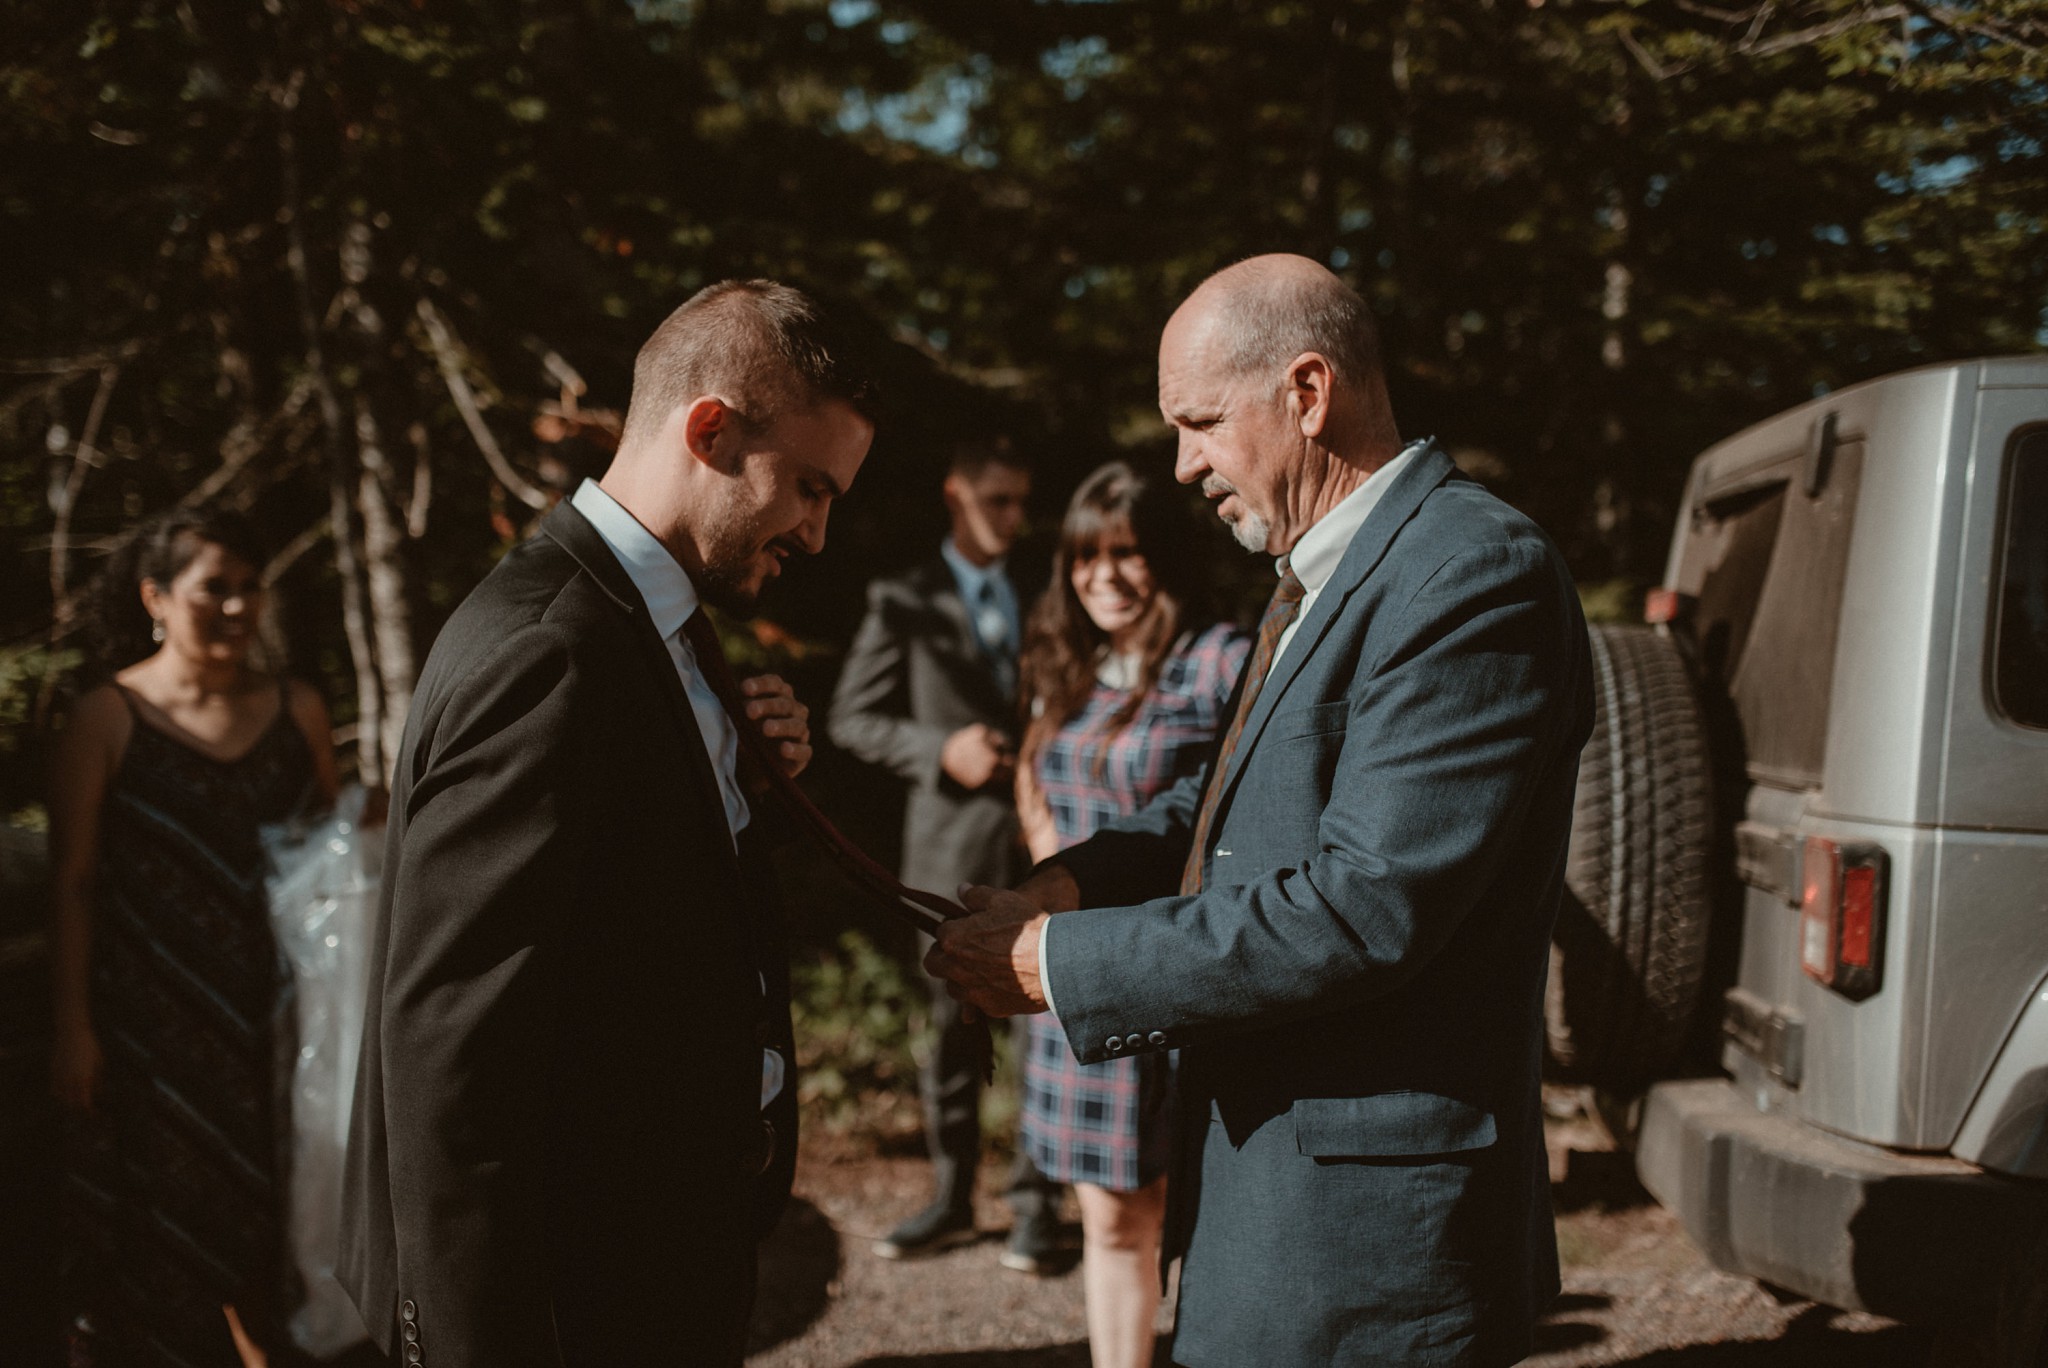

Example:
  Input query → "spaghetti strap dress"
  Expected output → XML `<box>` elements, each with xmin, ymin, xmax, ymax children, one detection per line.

<box><xmin>63</xmin><ymin>683</ymin><xmax>315</xmax><ymax>1366</ymax></box>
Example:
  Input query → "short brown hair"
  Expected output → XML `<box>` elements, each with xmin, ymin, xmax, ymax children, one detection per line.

<box><xmin>947</xmin><ymin>435</ymin><xmax>1031</xmax><ymax>482</ymax></box>
<box><xmin>620</xmin><ymin>280</ymin><xmax>877</xmax><ymax>449</ymax></box>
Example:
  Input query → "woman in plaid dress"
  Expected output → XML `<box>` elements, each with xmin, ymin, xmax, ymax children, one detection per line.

<box><xmin>1015</xmin><ymin>462</ymin><xmax>1249</xmax><ymax>1368</ymax></box>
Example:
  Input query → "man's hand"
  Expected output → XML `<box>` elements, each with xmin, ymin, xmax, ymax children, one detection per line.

<box><xmin>742</xmin><ymin>674</ymin><xmax>812</xmax><ymax>778</ymax></box>
<box><xmin>925</xmin><ymin>884</ymin><xmax>1049</xmax><ymax>1018</ymax></box>
<box><xmin>1013</xmin><ymin>861</ymin><xmax>1081</xmax><ymax>915</ymax></box>
<box><xmin>940</xmin><ymin>723</ymin><xmax>1015</xmax><ymax>790</ymax></box>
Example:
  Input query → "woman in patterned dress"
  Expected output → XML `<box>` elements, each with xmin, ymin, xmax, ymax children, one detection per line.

<box><xmin>1015</xmin><ymin>462</ymin><xmax>1249</xmax><ymax>1368</ymax></box>
<box><xmin>49</xmin><ymin>508</ymin><xmax>342</xmax><ymax>1366</ymax></box>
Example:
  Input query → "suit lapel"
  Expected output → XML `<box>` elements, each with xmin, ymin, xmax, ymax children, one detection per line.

<box><xmin>924</xmin><ymin>561</ymin><xmax>980</xmax><ymax>657</ymax></box>
<box><xmin>540</xmin><ymin>503</ymin><xmax>740</xmax><ymax>875</ymax></box>
<box><xmin>920</xmin><ymin>559</ymin><xmax>1009</xmax><ymax>709</ymax></box>
<box><xmin>1212</xmin><ymin>445</ymin><xmax>1458</xmax><ymax>811</ymax></box>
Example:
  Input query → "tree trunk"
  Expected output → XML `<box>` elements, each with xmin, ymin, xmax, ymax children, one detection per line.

<box><xmin>277</xmin><ymin>69</ymin><xmax>383</xmax><ymax>785</ymax></box>
<box><xmin>1299</xmin><ymin>0</ymin><xmax>1347</xmax><ymax>263</ymax></box>
<box><xmin>355</xmin><ymin>395</ymin><xmax>416</xmax><ymax>774</ymax></box>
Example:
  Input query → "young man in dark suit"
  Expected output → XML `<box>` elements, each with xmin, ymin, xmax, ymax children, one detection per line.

<box><xmin>340</xmin><ymin>281</ymin><xmax>875</xmax><ymax>1367</ymax></box>
<box><xmin>932</xmin><ymin>255</ymin><xmax>1595</xmax><ymax>1366</ymax></box>
<box><xmin>828</xmin><ymin>440</ymin><xmax>1063</xmax><ymax>1271</ymax></box>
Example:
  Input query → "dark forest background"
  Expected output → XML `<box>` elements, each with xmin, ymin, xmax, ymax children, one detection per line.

<box><xmin>3</xmin><ymin>0</ymin><xmax>2045</xmax><ymax>904</ymax></box>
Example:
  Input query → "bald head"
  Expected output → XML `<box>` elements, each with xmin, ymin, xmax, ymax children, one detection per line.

<box><xmin>1157</xmin><ymin>255</ymin><xmax>1401</xmax><ymax>557</ymax></box>
<box><xmin>1170</xmin><ymin>254</ymin><xmax>1382</xmax><ymax>388</ymax></box>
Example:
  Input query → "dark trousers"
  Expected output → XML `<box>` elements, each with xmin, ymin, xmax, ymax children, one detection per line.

<box><xmin>921</xmin><ymin>960</ymin><xmax>1059</xmax><ymax>1218</ymax></box>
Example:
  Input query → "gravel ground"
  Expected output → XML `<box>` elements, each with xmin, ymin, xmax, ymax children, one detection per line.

<box><xmin>745</xmin><ymin>1112</ymin><xmax>1936</xmax><ymax>1368</ymax></box>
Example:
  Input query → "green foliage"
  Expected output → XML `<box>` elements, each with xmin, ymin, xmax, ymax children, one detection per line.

<box><xmin>0</xmin><ymin>647</ymin><xmax>80</xmax><ymax>756</ymax></box>
<box><xmin>790</xmin><ymin>930</ymin><xmax>926</xmax><ymax>1138</ymax></box>
<box><xmin>1578</xmin><ymin>578</ymin><xmax>1644</xmax><ymax>626</ymax></box>
<box><xmin>5</xmin><ymin>0</ymin><xmax>2046</xmax><ymax>839</ymax></box>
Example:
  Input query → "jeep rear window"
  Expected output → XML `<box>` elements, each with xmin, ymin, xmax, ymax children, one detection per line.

<box><xmin>1685</xmin><ymin>482</ymin><xmax>1787</xmax><ymax>689</ymax></box>
<box><xmin>1993</xmin><ymin>429</ymin><xmax>2048</xmax><ymax>729</ymax></box>
<box><xmin>1679</xmin><ymin>441</ymin><xmax>1864</xmax><ymax>789</ymax></box>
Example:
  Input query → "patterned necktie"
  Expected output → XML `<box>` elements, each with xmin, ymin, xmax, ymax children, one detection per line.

<box><xmin>976</xmin><ymin>579</ymin><xmax>1018</xmax><ymax>699</ymax></box>
<box><xmin>1180</xmin><ymin>566</ymin><xmax>1307</xmax><ymax>895</ymax></box>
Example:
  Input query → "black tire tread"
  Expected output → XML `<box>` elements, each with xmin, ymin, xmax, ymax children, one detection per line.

<box><xmin>1547</xmin><ymin>624</ymin><xmax>1715</xmax><ymax>1087</ymax></box>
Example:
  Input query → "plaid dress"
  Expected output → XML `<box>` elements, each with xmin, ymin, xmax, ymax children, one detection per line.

<box><xmin>1020</xmin><ymin>622</ymin><xmax>1250</xmax><ymax>1190</ymax></box>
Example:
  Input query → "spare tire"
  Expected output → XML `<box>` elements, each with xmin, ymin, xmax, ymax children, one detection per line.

<box><xmin>1546</xmin><ymin>623</ymin><xmax>1716</xmax><ymax>1089</ymax></box>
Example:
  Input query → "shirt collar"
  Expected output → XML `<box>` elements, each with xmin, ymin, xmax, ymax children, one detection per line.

<box><xmin>571</xmin><ymin>479</ymin><xmax>700</xmax><ymax>640</ymax></box>
<box><xmin>1279</xmin><ymin>438</ymin><xmax>1430</xmax><ymax>593</ymax></box>
<box><xmin>940</xmin><ymin>536</ymin><xmax>1007</xmax><ymax>600</ymax></box>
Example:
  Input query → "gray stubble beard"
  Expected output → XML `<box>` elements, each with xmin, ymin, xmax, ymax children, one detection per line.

<box><xmin>1203</xmin><ymin>476</ymin><xmax>1271</xmax><ymax>553</ymax></box>
<box><xmin>1224</xmin><ymin>510</ymin><xmax>1270</xmax><ymax>553</ymax></box>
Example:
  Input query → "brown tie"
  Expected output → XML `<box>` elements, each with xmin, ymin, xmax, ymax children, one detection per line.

<box><xmin>679</xmin><ymin>608</ymin><xmax>969</xmax><ymax>935</ymax></box>
<box><xmin>680</xmin><ymin>609</ymin><xmax>993</xmax><ymax>1082</ymax></box>
<box><xmin>1180</xmin><ymin>567</ymin><xmax>1306</xmax><ymax>895</ymax></box>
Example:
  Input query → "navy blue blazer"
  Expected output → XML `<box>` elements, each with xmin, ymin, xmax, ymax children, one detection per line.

<box><xmin>1048</xmin><ymin>445</ymin><xmax>1593</xmax><ymax>1368</ymax></box>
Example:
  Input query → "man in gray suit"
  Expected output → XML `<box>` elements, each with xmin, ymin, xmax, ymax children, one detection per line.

<box><xmin>930</xmin><ymin>255</ymin><xmax>1593</xmax><ymax>1366</ymax></box>
<box><xmin>828</xmin><ymin>440</ymin><xmax>1061</xmax><ymax>1269</ymax></box>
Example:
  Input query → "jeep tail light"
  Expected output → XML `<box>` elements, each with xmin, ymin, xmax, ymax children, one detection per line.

<box><xmin>1800</xmin><ymin>837</ymin><xmax>1889</xmax><ymax>1001</ymax></box>
<box><xmin>1644</xmin><ymin>588</ymin><xmax>1694</xmax><ymax>624</ymax></box>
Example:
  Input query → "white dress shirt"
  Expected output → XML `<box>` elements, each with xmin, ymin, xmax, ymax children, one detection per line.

<box><xmin>1269</xmin><ymin>439</ymin><xmax>1424</xmax><ymax>672</ymax></box>
<box><xmin>572</xmin><ymin>480</ymin><xmax>750</xmax><ymax>843</ymax></box>
<box><xmin>572</xmin><ymin>481</ymin><xmax>784</xmax><ymax>1105</ymax></box>
<box><xmin>1038</xmin><ymin>440</ymin><xmax>1429</xmax><ymax>1014</ymax></box>
<box><xmin>940</xmin><ymin>536</ymin><xmax>1021</xmax><ymax>699</ymax></box>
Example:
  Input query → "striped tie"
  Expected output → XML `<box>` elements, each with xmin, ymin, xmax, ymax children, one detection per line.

<box><xmin>1180</xmin><ymin>566</ymin><xmax>1306</xmax><ymax>894</ymax></box>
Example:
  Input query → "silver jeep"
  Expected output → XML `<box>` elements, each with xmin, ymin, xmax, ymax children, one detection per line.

<box><xmin>1548</xmin><ymin>357</ymin><xmax>2048</xmax><ymax>1365</ymax></box>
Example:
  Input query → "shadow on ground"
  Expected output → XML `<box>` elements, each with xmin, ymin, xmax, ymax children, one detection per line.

<box><xmin>850</xmin><ymin>1348</ymin><xmax>1092</xmax><ymax>1367</ymax></box>
<box><xmin>750</xmin><ymin>1198</ymin><xmax>841</xmax><ymax>1355</ymax></box>
<box><xmin>1532</xmin><ymin>1303</ymin><xmax>1933</xmax><ymax>1366</ymax></box>
<box><xmin>1551</xmin><ymin>1146</ymin><xmax>1657</xmax><ymax>1214</ymax></box>
<box><xmin>844</xmin><ymin>1310</ymin><xmax>1932</xmax><ymax>1368</ymax></box>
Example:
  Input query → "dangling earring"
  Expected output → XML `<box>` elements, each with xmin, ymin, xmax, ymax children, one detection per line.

<box><xmin>151</xmin><ymin>620</ymin><xmax>166</xmax><ymax>643</ymax></box>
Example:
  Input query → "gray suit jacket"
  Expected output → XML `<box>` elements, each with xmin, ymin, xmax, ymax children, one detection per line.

<box><xmin>1048</xmin><ymin>446</ymin><xmax>1593</xmax><ymax>1368</ymax></box>
<box><xmin>828</xmin><ymin>557</ymin><xmax>1023</xmax><ymax>892</ymax></box>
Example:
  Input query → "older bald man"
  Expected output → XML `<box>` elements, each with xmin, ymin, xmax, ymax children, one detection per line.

<box><xmin>930</xmin><ymin>255</ymin><xmax>1593</xmax><ymax>1367</ymax></box>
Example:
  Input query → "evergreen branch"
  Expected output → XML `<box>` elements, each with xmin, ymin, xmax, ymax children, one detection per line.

<box><xmin>1743</xmin><ymin>5</ymin><xmax>1910</xmax><ymax>58</ymax></box>
<box><xmin>263</xmin><ymin>516</ymin><xmax>336</xmax><ymax>587</ymax></box>
<box><xmin>1618</xmin><ymin>24</ymin><xmax>1690</xmax><ymax>80</ymax></box>
<box><xmin>416</xmin><ymin>298</ymin><xmax>550</xmax><ymax>512</ymax></box>
<box><xmin>0</xmin><ymin>341</ymin><xmax>149</xmax><ymax>376</ymax></box>
<box><xmin>176</xmin><ymin>375</ymin><xmax>317</xmax><ymax>511</ymax></box>
<box><xmin>1908</xmin><ymin>2</ymin><xmax>2048</xmax><ymax>55</ymax></box>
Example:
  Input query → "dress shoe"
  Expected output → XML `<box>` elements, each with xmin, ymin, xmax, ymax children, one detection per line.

<box><xmin>998</xmin><ymin>1205</ymin><xmax>1061</xmax><ymax>1275</ymax></box>
<box><xmin>873</xmin><ymin>1199</ymin><xmax>976</xmax><ymax>1260</ymax></box>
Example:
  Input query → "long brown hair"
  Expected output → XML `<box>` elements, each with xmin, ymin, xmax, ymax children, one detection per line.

<box><xmin>1019</xmin><ymin>460</ymin><xmax>1211</xmax><ymax>772</ymax></box>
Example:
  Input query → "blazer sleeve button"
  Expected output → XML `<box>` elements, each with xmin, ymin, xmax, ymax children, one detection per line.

<box><xmin>402</xmin><ymin>1322</ymin><xmax>419</xmax><ymax>1342</ymax></box>
<box><xmin>405</xmin><ymin>1344</ymin><xmax>423</xmax><ymax>1364</ymax></box>
<box><xmin>1105</xmin><ymin>1036</ymin><xmax>1125</xmax><ymax>1054</ymax></box>
<box><xmin>1125</xmin><ymin>1033</ymin><xmax>1144</xmax><ymax>1051</ymax></box>
<box><xmin>401</xmin><ymin>1299</ymin><xmax>417</xmax><ymax>1321</ymax></box>
<box><xmin>1147</xmin><ymin>1031</ymin><xmax>1167</xmax><ymax>1046</ymax></box>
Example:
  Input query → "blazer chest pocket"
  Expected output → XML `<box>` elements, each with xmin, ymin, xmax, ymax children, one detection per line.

<box><xmin>1292</xmin><ymin>1091</ymin><xmax>1497</xmax><ymax>1159</ymax></box>
<box><xmin>1268</xmin><ymin>700</ymin><xmax>1349</xmax><ymax>743</ymax></box>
